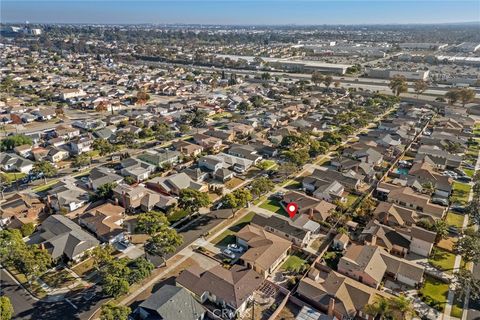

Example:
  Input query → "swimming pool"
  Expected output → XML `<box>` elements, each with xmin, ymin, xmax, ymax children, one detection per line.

<box><xmin>395</xmin><ymin>168</ymin><xmax>409</xmax><ymax>175</ymax></box>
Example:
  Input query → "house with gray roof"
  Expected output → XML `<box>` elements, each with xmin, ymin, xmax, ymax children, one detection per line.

<box><xmin>37</xmin><ymin>214</ymin><xmax>99</xmax><ymax>262</ymax></box>
<box><xmin>135</xmin><ymin>285</ymin><xmax>205</xmax><ymax>320</ymax></box>
<box><xmin>0</xmin><ymin>152</ymin><xmax>34</xmax><ymax>173</ymax></box>
<box><xmin>88</xmin><ymin>166</ymin><xmax>123</xmax><ymax>191</ymax></box>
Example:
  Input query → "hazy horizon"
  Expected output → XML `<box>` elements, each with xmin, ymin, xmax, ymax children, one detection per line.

<box><xmin>2</xmin><ymin>1</ymin><xmax>480</xmax><ymax>26</ymax></box>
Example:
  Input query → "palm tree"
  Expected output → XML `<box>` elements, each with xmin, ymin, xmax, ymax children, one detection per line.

<box><xmin>413</xmin><ymin>80</ymin><xmax>428</xmax><ymax>98</ymax></box>
<box><xmin>389</xmin><ymin>75</ymin><xmax>408</xmax><ymax>97</ymax></box>
<box><xmin>389</xmin><ymin>295</ymin><xmax>415</xmax><ymax>320</ymax></box>
<box><xmin>364</xmin><ymin>296</ymin><xmax>391</xmax><ymax>319</ymax></box>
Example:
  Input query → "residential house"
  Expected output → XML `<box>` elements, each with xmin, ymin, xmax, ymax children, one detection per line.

<box><xmin>377</xmin><ymin>183</ymin><xmax>447</xmax><ymax>220</ymax></box>
<box><xmin>31</xmin><ymin>109</ymin><xmax>56</xmax><ymax>121</ymax></box>
<box><xmin>251</xmin><ymin>214</ymin><xmax>310</xmax><ymax>248</ymax></box>
<box><xmin>0</xmin><ymin>193</ymin><xmax>45</xmax><ymax>228</ymax></box>
<box><xmin>236</xmin><ymin>224</ymin><xmax>291</xmax><ymax>277</ymax></box>
<box><xmin>138</xmin><ymin>149</ymin><xmax>181</xmax><ymax>168</ymax></box>
<box><xmin>55</xmin><ymin>125</ymin><xmax>80</xmax><ymax>140</ymax></box>
<box><xmin>112</xmin><ymin>184</ymin><xmax>161</xmax><ymax>211</ymax></box>
<box><xmin>373</xmin><ymin>201</ymin><xmax>427</xmax><ymax>226</ymax></box>
<box><xmin>172</xmin><ymin>140</ymin><xmax>204</xmax><ymax>157</ymax></box>
<box><xmin>192</xmin><ymin>133</ymin><xmax>222</xmax><ymax>151</ymax></box>
<box><xmin>415</xmin><ymin>145</ymin><xmax>462</xmax><ymax>169</ymax></box>
<box><xmin>120</xmin><ymin>158</ymin><xmax>155</xmax><ymax>182</ymax></box>
<box><xmin>297</xmin><ymin>268</ymin><xmax>391</xmax><ymax>320</ymax></box>
<box><xmin>227</xmin><ymin>144</ymin><xmax>263</xmax><ymax>165</ymax></box>
<box><xmin>88</xmin><ymin>167</ymin><xmax>123</xmax><ymax>191</ymax></box>
<box><xmin>135</xmin><ymin>285</ymin><xmax>205</xmax><ymax>320</ymax></box>
<box><xmin>70</xmin><ymin>137</ymin><xmax>93</xmax><ymax>155</ymax></box>
<box><xmin>283</xmin><ymin>191</ymin><xmax>337</xmax><ymax>222</ymax></box>
<box><xmin>36</xmin><ymin>214</ymin><xmax>99</xmax><ymax>262</ymax></box>
<box><xmin>146</xmin><ymin>173</ymin><xmax>207</xmax><ymax>196</ymax></box>
<box><xmin>0</xmin><ymin>153</ymin><xmax>34</xmax><ymax>173</ymax></box>
<box><xmin>176</xmin><ymin>264</ymin><xmax>263</xmax><ymax>315</ymax></box>
<box><xmin>332</xmin><ymin>233</ymin><xmax>350</xmax><ymax>251</ymax></box>
<box><xmin>408</xmin><ymin>160</ymin><xmax>452</xmax><ymax>197</ymax></box>
<box><xmin>47</xmin><ymin>177</ymin><xmax>89</xmax><ymax>212</ymax></box>
<box><xmin>303</xmin><ymin>169</ymin><xmax>361</xmax><ymax>192</ymax></box>
<box><xmin>47</xmin><ymin>147</ymin><xmax>70</xmax><ymax>163</ymax></box>
<box><xmin>13</xmin><ymin>144</ymin><xmax>32</xmax><ymax>158</ymax></box>
<box><xmin>78</xmin><ymin>202</ymin><xmax>126</xmax><ymax>243</ymax></box>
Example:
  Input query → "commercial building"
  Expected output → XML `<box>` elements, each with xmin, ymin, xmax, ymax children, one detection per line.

<box><xmin>365</xmin><ymin>68</ymin><xmax>429</xmax><ymax>80</ymax></box>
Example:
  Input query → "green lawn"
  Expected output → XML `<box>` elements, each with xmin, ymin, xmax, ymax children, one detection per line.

<box><xmin>281</xmin><ymin>254</ymin><xmax>308</xmax><ymax>273</ymax></box>
<box><xmin>167</xmin><ymin>209</ymin><xmax>189</xmax><ymax>223</ymax></box>
<box><xmin>259</xmin><ymin>199</ymin><xmax>287</xmax><ymax>216</ymax></box>
<box><xmin>6</xmin><ymin>267</ymin><xmax>47</xmax><ymax>299</ymax></box>
<box><xmin>322</xmin><ymin>251</ymin><xmax>342</xmax><ymax>270</ymax></box>
<box><xmin>0</xmin><ymin>171</ymin><xmax>27</xmax><ymax>183</ymax></box>
<box><xmin>32</xmin><ymin>179</ymin><xmax>59</xmax><ymax>193</ymax></box>
<box><xmin>419</xmin><ymin>275</ymin><xmax>449</xmax><ymax>311</ymax></box>
<box><xmin>451</xmin><ymin>182</ymin><xmax>472</xmax><ymax>205</ymax></box>
<box><xmin>71</xmin><ymin>258</ymin><xmax>95</xmax><ymax>276</ymax></box>
<box><xmin>212</xmin><ymin>211</ymin><xmax>256</xmax><ymax>245</ymax></box>
<box><xmin>256</xmin><ymin>160</ymin><xmax>276</xmax><ymax>170</ymax></box>
<box><xmin>445</xmin><ymin>211</ymin><xmax>465</xmax><ymax>228</ymax></box>
<box><xmin>451</xmin><ymin>295</ymin><xmax>464</xmax><ymax>318</ymax></box>
<box><xmin>41</xmin><ymin>269</ymin><xmax>76</xmax><ymax>288</ymax></box>
<box><xmin>345</xmin><ymin>194</ymin><xmax>359</xmax><ymax>207</ymax></box>
<box><xmin>463</xmin><ymin>168</ymin><xmax>475</xmax><ymax>178</ymax></box>
<box><xmin>429</xmin><ymin>247</ymin><xmax>456</xmax><ymax>273</ymax></box>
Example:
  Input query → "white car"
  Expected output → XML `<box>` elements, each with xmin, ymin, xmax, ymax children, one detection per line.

<box><xmin>227</xmin><ymin>244</ymin><xmax>244</xmax><ymax>253</ymax></box>
<box><xmin>222</xmin><ymin>249</ymin><xmax>236</xmax><ymax>259</ymax></box>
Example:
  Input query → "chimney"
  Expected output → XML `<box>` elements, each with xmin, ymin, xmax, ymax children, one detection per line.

<box><xmin>327</xmin><ymin>297</ymin><xmax>335</xmax><ymax>316</ymax></box>
<box><xmin>383</xmin><ymin>212</ymin><xmax>389</xmax><ymax>225</ymax></box>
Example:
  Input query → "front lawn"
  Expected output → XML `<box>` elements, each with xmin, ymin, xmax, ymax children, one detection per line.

<box><xmin>451</xmin><ymin>295</ymin><xmax>464</xmax><ymax>318</ymax></box>
<box><xmin>429</xmin><ymin>247</ymin><xmax>456</xmax><ymax>273</ymax></box>
<box><xmin>0</xmin><ymin>171</ymin><xmax>27</xmax><ymax>183</ymax></box>
<box><xmin>451</xmin><ymin>182</ymin><xmax>471</xmax><ymax>205</ymax></box>
<box><xmin>345</xmin><ymin>194</ymin><xmax>359</xmax><ymax>207</ymax></box>
<box><xmin>212</xmin><ymin>211</ymin><xmax>255</xmax><ymax>245</ymax></box>
<box><xmin>41</xmin><ymin>269</ymin><xmax>76</xmax><ymax>288</ymax></box>
<box><xmin>419</xmin><ymin>275</ymin><xmax>448</xmax><ymax>311</ymax></box>
<box><xmin>281</xmin><ymin>254</ymin><xmax>309</xmax><ymax>273</ymax></box>
<box><xmin>259</xmin><ymin>199</ymin><xmax>287</xmax><ymax>216</ymax></box>
<box><xmin>168</xmin><ymin>209</ymin><xmax>189</xmax><ymax>223</ymax></box>
<box><xmin>445</xmin><ymin>211</ymin><xmax>465</xmax><ymax>228</ymax></box>
<box><xmin>224</xmin><ymin>177</ymin><xmax>245</xmax><ymax>190</ymax></box>
<box><xmin>71</xmin><ymin>258</ymin><xmax>95</xmax><ymax>276</ymax></box>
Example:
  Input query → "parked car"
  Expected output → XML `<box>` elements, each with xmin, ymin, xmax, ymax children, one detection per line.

<box><xmin>448</xmin><ymin>226</ymin><xmax>460</xmax><ymax>235</ymax></box>
<box><xmin>450</xmin><ymin>204</ymin><xmax>466</xmax><ymax>214</ymax></box>
<box><xmin>227</xmin><ymin>243</ymin><xmax>243</xmax><ymax>253</ymax></box>
<box><xmin>457</xmin><ymin>176</ymin><xmax>472</xmax><ymax>183</ymax></box>
<box><xmin>432</xmin><ymin>197</ymin><xmax>449</xmax><ymax>206</ymax></box>
<box><xmin>222</xmin><ymin>249</ymin><xmax>236</xmax><ymax>259</ymax></box>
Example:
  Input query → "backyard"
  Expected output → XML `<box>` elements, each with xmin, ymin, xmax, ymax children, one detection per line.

<box><xmin>280</xmin><ymin>253</ymin><xmax>309</xmax><ymax>273</ymax></box>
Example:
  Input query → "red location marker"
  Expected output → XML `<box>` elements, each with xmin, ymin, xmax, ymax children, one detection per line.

<box><xmin>286</xmin><ymin>202</ymin><xmax>298</xmax><ymax>219</ymax></box>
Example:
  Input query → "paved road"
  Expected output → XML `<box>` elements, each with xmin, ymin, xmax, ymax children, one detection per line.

<box><xmin>1</xmin><ymin>267</ymin><xmax>108</xmax><ymax>320</ymax></box>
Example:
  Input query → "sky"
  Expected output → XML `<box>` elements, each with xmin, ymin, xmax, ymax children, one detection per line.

<box><xmin>1</xmin><ymin>0</ymin><xmax>479</xmax><ymax>25</ymax></box>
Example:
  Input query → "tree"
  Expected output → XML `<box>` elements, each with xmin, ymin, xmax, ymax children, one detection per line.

<box><xmin>95</xmin><ymin>182</ymin><xmax>116</xmax><ymax>200</ymax></box>
<box><xmin>72</xmin><ymin>153</ymin><xmax>91</xmax><ymax>168</ymax></box>
<box><xmin>413</xmin><ymin>80</ymin><xmax>428</xmax><ymax>98</ymax></box>
<box><xmin>283</xmin><ymin>149</ymin><xmax>310</xmax><ymax>166</ymax></box>
<box><xmin>16</xmin><ymin>244</ymin><xmax>52</xmax><ymax>284</ymax></box>
<box><xmin>261</xmin><ymin>72</ymin><xmax>271</xmax><ymax>81</ymax></box>
<box><xmin>190</xmin><ymin>108</ymin><xmax>208</xmax><ymax>128</ymax></box>
<box><xmin>0</xmin><ymin>296</ymin><xmax>14</xmax><ymax>320</ymax></box>
<box><xmin>237</xmin><ymin>101</ymin><xmax>251</xmax><ymax>112</ymax></box>
<box><xmin>389</xmin><ymin>295</ymin><xmax>415</xmax><ymax>320</ymax></box>
<box><xmin>249</xmin><ymin>95</ymin><xmax>264</xmax><ymax>108</ymax></box>
<box><xmin>309</xmin><ymin>140</ymin><xmax>329</xmax><ymax>157</ymax></box>
<box><xmin>311</xmin><ymin>72</ymin><xmax>324</xmax><ymax>85</ymax></box>
<box><xmin>389</xmin><ymin>75</ymin><xmax>408</xmax><ymax>96</ymax></box>
<box><xmin>32</xmin><ymin>161</ymin><xmax>57</xmax><ymax>184</ymax></box>
<box><xmin>230</xmin><ymin>188</ymin><xmax>252</xmax><ymax>208</ymax></box>
<box><xmin>20</xmin><ymin>222</ymin><xmax>35</xmax><ymax>237</ymax></box>
<box><xmin>0</xmin><ymin>229</ymin><xmax>25</xmax><ymax>264</ymax></box>
<box><xmin>323</xmin><ymin>75</ymin><xmax>333</xmax><ymax>88</ymax></box>
<box><xmin>127</xmin><ymin>257</ymin><xmax>154</xmax><ymax>284</ymax></box>
<box><xmin>321</xmin><ymin>132</ymin><xmax>342</xmax><ymax>146</ymax></box>
<box><xmin>338</xmin><ymin>125</ymin><xmax>355</xmax><ymax>136</ymax></box>
<box><xmin>89</xmin><ymin>245</ymin><xmax>115</xmax><ymax>270</ymax></box>
<box><xmin>136</xmin><ymin>90</ymin><xmax>150</xmax><ymax>105</ymax></box>
<box><xmin>364</xmin><ymin>296</ymin><xmax>391</xmax><ymax>319</ymax></box>
<box><xmin>457</xmin><ymin>88</ymin><xmax>476</xmax><ymax>107</ymax></box>
<box><xmin>95</xmin><ymin>101</ymin><xmax>109</xmax><ymax>113</ymax></box>
<box><xmin>144</xmin><ymin>228</ymin><xmax>183</xmax><ymax>264</ymax></box>
<box><xmin>278</xmin><ymin>162</ymin><xmax>298</xmax><ymax>179</ymax></box>
<box><xmin>100</xmin><ymin>302</ymin><xmax>130</xmax><ymax>320</ymax></box>
<box><xmin>178</xmin><ymin>188</ymin><xmax>211</xmax><ymax>215</ymax></box>
<box><xmin>0</xmin><ymin>135</ymin><xmax>33</xmax><ymax>151</ymax></box>
<box><xmin>445</xmin><ymin>89</ymin><xmax>460</xmax><ymax>105</ymax></box>
<box><xmin>102</xmin><ymin>274</ymin><xmax>130</xmax><ymax>298</ymax></box>
<box><xmin>93</xmin><ymin>139</ymin><xmax>118</xmax><ymax>156</ymax></box>
<box><xmin>136</xmin><ymin>211</ymin><xmax>169</xmax><ymax>236</ymax></box>
<box><xmin>179</xmin><ymin>124</ymin><xmax>191</xmax><ymax>134</ymax></box>
<box><xmin>454</xmin><ymin>269</ymin><xmax>480</xmax><ymax>302</ymax></box>
<box><xmin>432</xmin><ymin>220</ymin><xmax>449</xmax><ymax>243</ymax></box>
<box><xmin>250</xmin><ymin>177</ymin><xmax>274</xmax><ymax>199</ymax></box>
<box><xmin>334</xmin><ymin>81</ymin><xmax>341</xmax><ymax>88</ymax></box>
<box><xmin>455</xmin><ymin>234</ymin><xmax>480</xmax><ymax>264</ymax></box>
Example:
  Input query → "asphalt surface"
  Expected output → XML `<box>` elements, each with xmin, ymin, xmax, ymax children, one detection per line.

<box><xmin>467</xmin><ymin>263</ymin><xmax>480</xmax><ymax>320</ymax></box>
<box><xmin>1</xmin><ymin>267</ymin><xmax>108</xmax><ymax>320</ymax></box>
